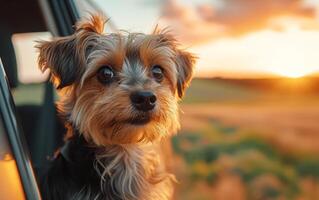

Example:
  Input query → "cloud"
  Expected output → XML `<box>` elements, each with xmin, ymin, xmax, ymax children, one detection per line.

<box><xmin>158</xmin><ymin>0</ymin><xmax>318</xmax><ymax>45</ymax></box>
<box><xmin>211</xmin><ymin>0</ymin><xmax>316</xmax><ymax>34</ymax></box>
<box><xmin>158</xmin><ymin>0</ymin><xmax>226</xmax><ymax>46</ymax></box>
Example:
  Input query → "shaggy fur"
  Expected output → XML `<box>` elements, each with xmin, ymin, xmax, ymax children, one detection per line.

<box><xmin>37</xmin><ymin>14</ymin><xmax>195</xmax><ymax>200</ymax></box>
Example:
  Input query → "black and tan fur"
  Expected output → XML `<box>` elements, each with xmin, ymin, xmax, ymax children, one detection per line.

<box><xmin>36</xmin><ymin>14</ymin><xmax>196</xmax><ymax>200</ymax></box>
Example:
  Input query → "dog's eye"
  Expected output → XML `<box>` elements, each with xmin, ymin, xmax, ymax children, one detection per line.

<box><xmin>97</xmin><ymin>66</ymin><xmax>114</xmax><ymax>84</ymax></box>
<box><xmin>151</xmin><ymin>65</ymin><xmax>164</xmax><ymax>82</ymax></box>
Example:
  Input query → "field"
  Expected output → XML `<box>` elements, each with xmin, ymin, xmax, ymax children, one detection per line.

<box><xmin>12</xmin><ymin>78</ymin><xmax>319</xmax><ymax>200</ymax></box>
<box><xmin>173</xmin><ymin>78</ymin><xmax>319</xmax><ymax>200</ymax></box>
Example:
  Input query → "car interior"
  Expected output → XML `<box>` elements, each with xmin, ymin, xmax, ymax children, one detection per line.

<box><xmin>0</xmin><ymin>0</ymin><xmax>72</xmax><ymax>180</ymax></box>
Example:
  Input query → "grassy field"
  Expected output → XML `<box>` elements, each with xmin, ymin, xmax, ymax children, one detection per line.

<box><xmin>173</xmin><ymin>78</ymin><xmax>319</xmax><ymax>200</ymax></box>
<box><xmin>12</xmin><ymin>78</ymin><xmax>319</xmax><ymax>200</ymax></box>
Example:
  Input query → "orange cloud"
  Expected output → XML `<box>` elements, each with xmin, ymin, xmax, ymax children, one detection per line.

<box><xmin>158</xmin><ymin>0</ymin><xmax>318</xmax><ymax>45</ymax></box>
<box><xmin>211</xmin><ymin>0</ymin><xmax>316</xmax><ymax>34</ymax></box>
<box><xmin>158</xmin><ymin>0</ymin><xmax>225</xmax><ymax>47</ymax></box>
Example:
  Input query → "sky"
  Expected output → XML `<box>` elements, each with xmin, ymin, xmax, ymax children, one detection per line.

<box><xmin>95</xmin><ymin>0</ymin><xmax>319</xmax><ymax>78</ymax></box>
<box><xmin>13</xmin><ymin>0</ymin><xmax>319</xmax><ymax>83</ymax></box>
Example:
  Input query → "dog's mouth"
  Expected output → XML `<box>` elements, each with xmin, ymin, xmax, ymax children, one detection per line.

<box><xmin>127</xmin><ymin>113</ymin><xmax>151</xmax><ymax>125</ymax></box>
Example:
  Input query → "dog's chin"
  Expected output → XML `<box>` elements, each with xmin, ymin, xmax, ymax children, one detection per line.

<box><xmin>87</xmin><ymin>111</ymin><xmax>174</xmax><ymax>145</ymax></box>
<box><xmin>126</xmin><ymin>113</ymin><xmax>152</xmax><ymax>126</ymax></box>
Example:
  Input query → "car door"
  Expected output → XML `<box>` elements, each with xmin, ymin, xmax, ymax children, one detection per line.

<box><xmin>0</xmin><ymin>0</ymin><xmax>81</xmax><ymax>199</ymax></box>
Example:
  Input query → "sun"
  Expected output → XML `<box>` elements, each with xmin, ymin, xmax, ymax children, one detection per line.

<box><xmin>277</xmin><ymin>71</ymin><xmax>308</xmax><ymax>78</ymax></box>
<box><xmin>269</xmin><ymin>67</ymin><xmax>314</xmax><ymax>79</ymax></box>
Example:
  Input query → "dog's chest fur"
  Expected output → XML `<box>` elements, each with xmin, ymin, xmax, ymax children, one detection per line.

<box><xmin>40</xmin><ymin>134</ymin><xmax>173</xmax><ymax>200</ymax></box>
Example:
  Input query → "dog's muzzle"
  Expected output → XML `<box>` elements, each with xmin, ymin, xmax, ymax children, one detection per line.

<box><xmin>130</xmin><ymin>91</ymin><xmax>156</xmax><ymax>112</ymax></box>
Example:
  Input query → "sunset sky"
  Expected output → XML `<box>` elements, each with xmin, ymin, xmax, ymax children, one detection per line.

<box><xmin>13</xmin><ymin>0</ymin><xmax>319</xmax><ymax>83</ymax></box>
<box><xmin>96</xmin><ymin>0</ymin><xmax>319</xmax><ymax>78</ymax></box>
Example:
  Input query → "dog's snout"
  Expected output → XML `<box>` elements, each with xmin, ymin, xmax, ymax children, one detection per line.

<box><xmin>130</xmin><ymin>91</ymin><xmax>156</xmax><ymax>111</ymax></box>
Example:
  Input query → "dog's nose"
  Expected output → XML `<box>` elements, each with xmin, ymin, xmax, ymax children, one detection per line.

<box><xmin>130</xmin><ymin>91</ymin><xmax>157</xmax><ymax>111</ymax></box>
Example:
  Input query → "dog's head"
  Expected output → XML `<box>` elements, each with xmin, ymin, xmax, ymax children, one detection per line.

<box><xmin>37</xmin><ymin>15</ymin><xmax>196</xmax><ymax>145</ymax></box>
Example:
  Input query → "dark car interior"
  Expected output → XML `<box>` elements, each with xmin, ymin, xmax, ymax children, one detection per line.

<box><xmin>0</xmin><ymin>0</ymin><xmax>73</xmax><ymax>177</ymax></box>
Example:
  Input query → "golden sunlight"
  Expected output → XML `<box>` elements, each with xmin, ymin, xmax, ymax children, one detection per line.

<box><xmin>0</xmin><ymin>154</ymin><xmax>25</xmax><ymax>200</ymax></box>
<box><xmin>262</xmin><ymin>65</ymin><xmax>317</xmax><ymax>79</ymax></box>
<box><xmin>271</xmin><ymin>68</ymin><xmax>313</xmax><ymax>78</ymax></box>
<box><xmin>191</xmin><ymin>29</ymin><xmax>319</xmax><ymax>78</ymax></box>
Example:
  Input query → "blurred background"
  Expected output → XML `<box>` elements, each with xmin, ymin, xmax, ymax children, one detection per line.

<box><xmin>10</xmin><ymin>0</ymin><xmax>319</xmax><ymax>199</ymax></box>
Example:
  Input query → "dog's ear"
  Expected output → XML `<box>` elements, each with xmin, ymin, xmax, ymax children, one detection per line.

<box><xmin>75</xmin><ymin>14</ymin><xmax>105</xmax><ymax>34</ymax></box>
<box><xmin>36</xmin><ymin>36</ymin><xmax>83</xmax><ymax>89</ymax></box>
<box><xmin>175</xmin><ymin>50</ymin><xmax>196</xmax><ymax>98</ymax></box>
<box><xmin>153</xmin><ymin>29</ymin><xmax>196</xmax><ymax>98</ymax></box>
<box><xmin>153</xmin><ymin>31</ymin><xmax>196</xmax><ymax>98</ymax></box>
<box><xmin>36</xmin><ymin>15</ymin><xmax>105</xmax><ymax>89</ymax></box>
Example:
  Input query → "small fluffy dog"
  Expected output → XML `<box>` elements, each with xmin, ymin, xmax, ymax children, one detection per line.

<box><xmin>37</xmin><ymin>15</ymin><xmax>195</xmax><ymax>200</ymax></box>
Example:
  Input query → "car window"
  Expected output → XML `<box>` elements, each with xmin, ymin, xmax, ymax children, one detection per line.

<box><xmin>12</xmin><ymin>32</ymin><xmax>50</xmax><ymax>84</ymax></box>
<box><xmin>11</xmin><ymin>32</ymin><xmax>52</xmax><ymax>106</ymax></box>
<box><xmin>0</xmin><ymin>115</ymin><xmax>26</xmax><ymax>200</ymax></box>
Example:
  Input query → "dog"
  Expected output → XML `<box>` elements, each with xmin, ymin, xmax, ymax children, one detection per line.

<box><xmin>36</xmin><ymin>14</ymin><xmax>196</xmax><ymax>200</ymax></box>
